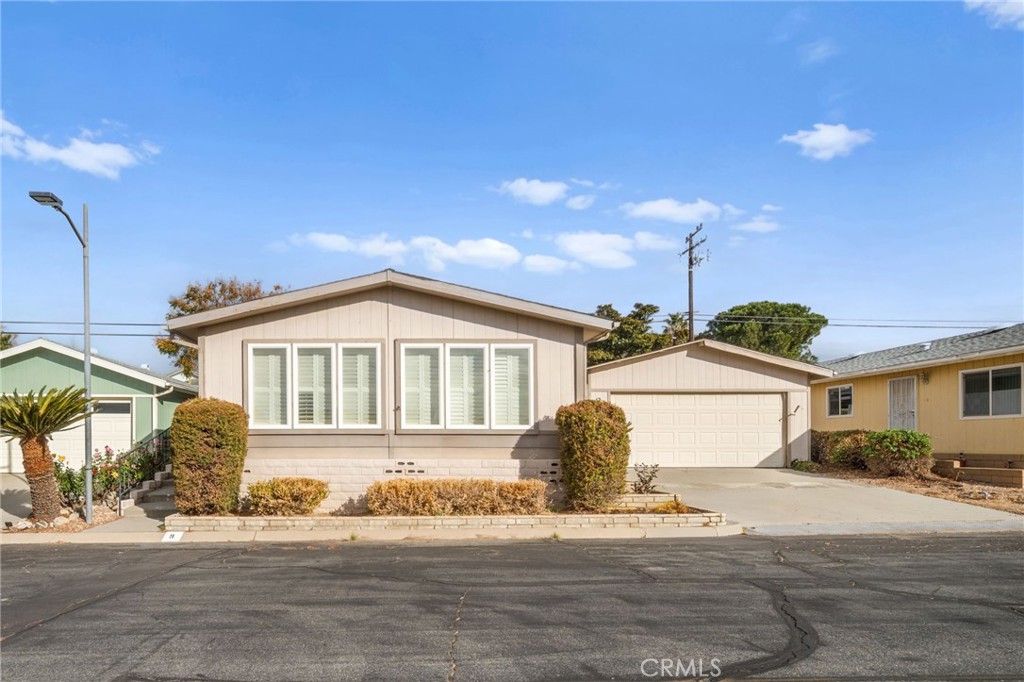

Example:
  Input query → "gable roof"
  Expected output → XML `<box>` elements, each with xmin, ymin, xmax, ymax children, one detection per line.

<box><xmin>166</xmin><ymin>269</ymin><xmax>615</xmax><ymax>340</ymax></box>
<box><xmin>586</xmin><ymin>338</ymin><xmax>834</xmax><ymax>378</ymax></box>
<box><xmin>0</xmin><ymin>338</ymin><xmax>198</xmax><ymax>393</ymax></box>
<box><xmin>819</xmin><ymin>323</ymin><xmax>1024</xmax><ymax>380</ymax></box>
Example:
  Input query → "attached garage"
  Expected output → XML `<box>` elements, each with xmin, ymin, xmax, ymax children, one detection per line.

<box><xmin>588</xmin><ymin>340</ymin><xmax>832</xmax><ymax>468</ymax></box>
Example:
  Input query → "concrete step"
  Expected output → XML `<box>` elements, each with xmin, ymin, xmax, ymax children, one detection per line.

<box><xmin>142</xmin><ymin>485</ymin><xmax>175</xmax><ymax>502</ymax></box>
<box><xmin>138</xmin><ymin>499</ymin><xmax>178</xmax><ymax>512</ymax></box>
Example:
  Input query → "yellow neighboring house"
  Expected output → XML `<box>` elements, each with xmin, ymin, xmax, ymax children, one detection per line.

<box><xmin>811</xmin><ymin>324</ymin><xmax>1023</xmax><ymax>461</ymax></box>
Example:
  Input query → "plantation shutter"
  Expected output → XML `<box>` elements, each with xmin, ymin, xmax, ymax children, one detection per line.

<box><xmin>296</xmin><ymin>347</ymin><xmax>332</xmax><ymax>425</ymax></box>
<box><xmin>251</xmin><ymin>347</ymin><xmax>288</xmax><ymax>426</ymax></box>
<box><xmin>341</xmin><ymin>347</ymin><xmax>378</xmax><ymax>426</ymax></box>
<box><xmin>492</xmin><ymin>347</ymin><xmax>531</xmax><ymax>427</ymax></box>
<box><xmin>448</xmin><ymin>347</ymin><xmax>485</xmax><ymax>427</ymax></box>
<box><xmin>403</xmin><ymin>347</ymin><xmax>440</xmax><ymax>426</ymax></box>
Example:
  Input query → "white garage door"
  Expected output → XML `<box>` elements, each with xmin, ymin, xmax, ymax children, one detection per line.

<box><xmin>612</xmin><ymin>393</ymin><xmax>785</xmax><ymax>467</ymax></box>
<box><xmin>2</xmin><ymin>400</ymin><xmax>134</xmax><ymax>473</ymax></box>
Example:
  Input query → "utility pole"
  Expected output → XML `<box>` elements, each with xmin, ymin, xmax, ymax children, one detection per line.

<box><xmin>679</xmin><ymin>224</ymin><xmax>707</xmax><ymax>342</ymax></box>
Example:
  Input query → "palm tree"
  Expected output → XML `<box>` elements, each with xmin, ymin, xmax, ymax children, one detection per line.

<box><xmin>0</xmin><ymin>387</ymin><xmax>94</xmax><ymax>522</ymax></box>
<box><xmin>663</xmin><ymin>312</ymin><xmax>690</xmax><ymax>346</ymax></box>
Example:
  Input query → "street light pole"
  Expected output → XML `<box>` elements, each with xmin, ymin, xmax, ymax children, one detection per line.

<box><xmin>28</xmin><ymin>192</ymin><xmax>93</xmax><ymax>524</ymax></box>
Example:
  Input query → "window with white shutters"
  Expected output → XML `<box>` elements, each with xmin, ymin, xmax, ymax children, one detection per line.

<box><xmin>492</xmin><ymin>345</ymin><xmax>533</xmax><ymax>428</ymax></box>
<box><xmin>250</xmin><ymin>346</ymin><xmax>289</xmax><ymax>427</ymax></box>
<box><xmin>447</xmin><ymin>346</ymin><xmax>487</xmax><ymax>428</ymax></box>
<box><xmin>402</xmin><ymin>345</ymin><xmax>442</xmax><ymax>428</ymax></box>
<box><xmin>341</xmin><ymin>345</ymin><xmax>380</xmax><ymax>427</ymax></box>
<box><xmin>294</xmin><ymin>346</ymin><xmax>334</xmax><ymax>427</ymax></box>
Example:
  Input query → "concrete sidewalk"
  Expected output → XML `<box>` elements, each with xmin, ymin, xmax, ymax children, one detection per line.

<box><xmin>654</xmin><ymin>468</ymin><xmax>1023</xmax><ymax>536</ymax></box>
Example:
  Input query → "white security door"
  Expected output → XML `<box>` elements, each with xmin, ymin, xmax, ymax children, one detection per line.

<box><xmin>888</xmin><ymin>378</ymin><xmax>917</xmax><ymax>429</ymax></box>
<box><xmin>612</xmin><ymin>393</ymin><xmax>785</xmax><ymax>467</ymax></box>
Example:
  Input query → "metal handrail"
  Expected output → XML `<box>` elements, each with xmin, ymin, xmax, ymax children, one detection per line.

<box><xmin>115</xmin><ymin>428</ymin><xmax>172</xmax><ymax>516</ymax></box>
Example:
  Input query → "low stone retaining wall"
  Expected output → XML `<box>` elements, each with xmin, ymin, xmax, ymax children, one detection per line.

<box><xmin>164</xmin><ymin>510</ymin><xmax>725</xmax><ymax>532</ymax></box>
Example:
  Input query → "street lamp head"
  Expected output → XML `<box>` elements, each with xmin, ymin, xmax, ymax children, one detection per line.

<box><xmin>29</xmin><ymin>191</ymin><xmax>63</xmax><ymax>208</ymax></box>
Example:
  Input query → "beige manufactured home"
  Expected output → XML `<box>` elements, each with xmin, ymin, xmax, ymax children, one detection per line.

<box><xmin>812</xmin><ymin>325</ymin><xmax>1024</xmax><ymax>458</ymax></box>
<box><xmin>588</xmin><ymin>340</ymin><xmax>832</xmax><ymax>468</ymax></box>
<box><xmin>166</xmin><ymin>269</ymin><xmax>613</xmax><ymax>509</ymax></box>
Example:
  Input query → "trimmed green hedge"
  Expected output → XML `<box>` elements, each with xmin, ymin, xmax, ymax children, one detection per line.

<box><xmin>170</xmin><ymin>398</ymin><xmax>248</xmax><ymax>515</ymax></box>
<box><xmin>555</xmin><ymin>399</ymin><xmax>631</xmax><ymax>511</ymax></box>
<box><xmin>864</xmin><ymin>429</ymin><xmax>933</xmax><ymax>477</ymax></box>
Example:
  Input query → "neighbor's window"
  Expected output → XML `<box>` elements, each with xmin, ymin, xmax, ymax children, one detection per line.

<box><xmin>250</xmin><ymin>346</ymin><xmax>290</xmax><ymax>427</ymax></box>
<box><xmin>294</xmin><ymin>345</ymin><xmax>334</xmax><ymax>427</ymax></box>
<box><xmin>340</xmin><ymin>345</ymin><xmax>380</xmax><ymax>427</ymax></box>
<box><xmin>827</xmin><ymin>384</ymin><xmax>853</xmax><ymax>417</ymax></box>
<box><xmin>492</xmin><ymin>345</ymin><xmax>533</xmax><ymax>428</ymax></box>
<box><xmin>402</xmin><ymin>345</ymin><xmax>443</xmax><ymax>428</ymax></box>
<box><xmin>962</xmin><ymin>366</ymin><xmax>1022</xmax><ymax>418</ymax></box>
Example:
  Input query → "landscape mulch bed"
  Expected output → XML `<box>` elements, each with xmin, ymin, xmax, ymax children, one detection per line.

<box><xmin>2</xmin><ymin>505</ymin><xmax>120</xmax><ymax>534</ymax></box>
<box><xmin>824</xmin><ymin>469</ymin><xmax>1024</xmax><ymax>516</ymax></box>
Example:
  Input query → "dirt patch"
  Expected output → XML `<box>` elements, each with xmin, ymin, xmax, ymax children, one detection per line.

<box><xmin>824</xmin><ymin>469</ymin><xmax>1024</xmax><ymax>516</ymax></box>
<box><xmin>2</xmin><ymin>505</ymin><xmax>120</xmax><ymax>533</ymax></box>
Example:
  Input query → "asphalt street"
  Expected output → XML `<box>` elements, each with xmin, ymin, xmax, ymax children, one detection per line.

<box><xmin>1</xmin><ymin>533</ymin><xmax>1022</xmax><ymax>682</ymax></box>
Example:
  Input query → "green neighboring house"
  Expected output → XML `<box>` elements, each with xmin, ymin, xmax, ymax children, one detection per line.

<box><xmin>0</xmin><ymin>338</ymin><xmax>197</xmax><ymax>473</ymax></box>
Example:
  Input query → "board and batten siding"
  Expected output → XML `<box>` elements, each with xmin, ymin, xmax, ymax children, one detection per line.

<box><xmin>588</xmin><ymin>345</ymin><xmax>814</xmax><ymax>463</ymax></box>
<box><xmin>196</xmin><ymin>286</ymin><xmax>586</xmax><ymax>507</ymax></box>
<box><xmin>811</xmin><ymin>352</ymin><xmax>1024</xmax><ymax>456</ymax></box>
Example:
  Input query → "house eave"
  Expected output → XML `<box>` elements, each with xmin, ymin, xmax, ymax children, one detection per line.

<box><xmin>810</xmin><ymin>344</ymin><xmax>1024</xmax><ymax>384</ymax></box>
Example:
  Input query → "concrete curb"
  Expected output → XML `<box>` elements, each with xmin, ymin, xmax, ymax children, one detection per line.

<box><xmin>0</xmin><ymin>523</ymin><xmax>745</xmax><ymax>545</ymax></box>
<box><xmin>745</xmin><ymin>519</ymin><xmax>1024</xmax><ymax>536</ymax></box>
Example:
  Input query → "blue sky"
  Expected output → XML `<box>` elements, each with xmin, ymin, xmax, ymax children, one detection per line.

<box><xmin>2</xmin><ymin>1</ymin><xmax>1022</xmax><ymax>370</ymax></box>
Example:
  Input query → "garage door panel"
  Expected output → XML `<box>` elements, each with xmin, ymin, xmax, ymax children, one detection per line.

<box><xmin>612</xmin><ymin>393</ymin><xmax>784</xmax><ymax>468</ymax></box>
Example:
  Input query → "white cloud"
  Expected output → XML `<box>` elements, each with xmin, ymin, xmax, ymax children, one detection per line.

<box><xmin>517</xmin><ymin>229</ymin><xmax>535</xmax><ymax>239</ymax></box>
<box><xmin>565</xmin><ymin>194</ymin><xmax>596</xmax><ymax>210</ymax></box>
<box><xmin>522</xmin><ymin>254</ymin><xmax>579</xmax><ymax>274</ymax></box>
<box><xmin>735</xmin><ymin>215</ymin><xmax>781</xmax><ymax>233</ymax></box>
<box><xmin>555</xmin><ymin>232</ymin><xmax>635</xmax><ymax>269</ymax></box>
<box><xmin>728</xmin><ymin>236</ymin><xmax>748</xmax><ymax>248</ymax></box>
<box><xmin>634</xmin><ymin>231</ymin><xmax>679</xmax><ymax>250</ymax></box>
<box><xmin>0</xmin><ymin>112</ymin><xmax>158</xmax><ymax>180</ymax></box>
<box><xmin>800</xmin><ymin>38</ymin><xmax>840</xmax><ymax>64</ymax></box>
<box><xmin>780</xmin><ymin>123</ymin><xmax>874</xmax><ymax>160</ymax></box>
<box><xmin>722</xmin><ymin>203</ymin><xmax>746</xmax><ymax>219</ymax></box>
<box><xmin>621</xmin><ymin>197</ymin><xmax>722</xmax><ymax>224</ymax></box>
<box><xmin>761</xmin><ymin>203</ymin><xmax>783</xmax><ymax>212</ymax></box>
<box><xmin>497</xmin><ymin>178</ymin><xmax>569</xmax><ymax>206</ymax></box>
<box><xmin>569</xmin><ymin>178</ymin><xmax>594</xmax><ymax>187</ymax></box>
<box><xmin>965</xmin><ymin>0</ymin><xmax>1024</xmax><ymax>29</ymax></box>
<box><xmin>294</xmin><ymin>231</ymin><xmax>407</xmax><ymax>263</ymax></box>
<box><xmin>409</xmin><ymin>236</ymin><xmax>521</xmax><ymax>271</ymax></box>
<box><xmin>598</xmin><ymin>181</ymin><xmax>620</xmax><ymax>191</ymax></box>
<box><xmin>357</xmin><ymin>233</ymin><xmax>408</xmax><ymax>260</ymax></box>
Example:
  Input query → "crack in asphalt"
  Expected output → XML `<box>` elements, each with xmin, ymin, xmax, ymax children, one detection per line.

<box><xmin>447</xmin><ymin>588</ymin><xmax>471</xmax><ymax>682</ymax></box>
<box><xmin>712</xmin><ymin>579</ymin><xmax>820</xmax><ymax>681</ymax></box>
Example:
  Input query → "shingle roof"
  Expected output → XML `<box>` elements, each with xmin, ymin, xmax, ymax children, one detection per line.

<box><xmin>823</xmin><ymin>324</ymin><xmax>1024</xmax><ymax>376</ymax></box>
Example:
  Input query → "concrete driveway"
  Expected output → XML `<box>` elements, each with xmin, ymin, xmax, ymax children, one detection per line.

<box><xmin>654</xmin><ymin>468</ymin><xmax>1023</xmax><ymax>535</ymax></box>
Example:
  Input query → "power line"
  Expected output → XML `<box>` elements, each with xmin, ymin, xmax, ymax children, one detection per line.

<box><xmin>1</xmin><ymin>320</ymin><xmax>165</xmax><ymax>327</ymax></box>
<box><xmin>1</xmin><ymin>331</ymin><xmax>163</xmax><ymax>338</ymax></box>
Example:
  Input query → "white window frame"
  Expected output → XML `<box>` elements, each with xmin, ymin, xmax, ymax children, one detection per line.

<box><xmin>490</xmin><ymin>343</ymin><xmax>535</xmax><ymax>429</ymax></box>
<box><xmin>826</xmin><ymin>384</ymin><xmax>853</xmax><ymax>418</ymax></box>
<box><xmin>959</xmin><ymin>363</ymin><xmax>1023</xmax><ymax>420</ymax></box>
<box><xmin>292</xmin><ymin>343</ymin><xmax>337</xmax><ymax>429</ymax></box>
<box><xmin>247</xmin><ymin>343</ymin><xmax>292</xmax><ymax>429</ymax></box>
<box><xmin>446</xmin><ymin>344</ymin><xmax>490</xmax><ymax>430</ymax></box>
<box><xmin>400</xmin><ymin>343</ymin><xmax>445</xmax><ymax>430</ymax></box>
<box><xmin>338</xmin><ymin>343</ymin><xmax>383</xmax><ymax>429</ymax></box>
